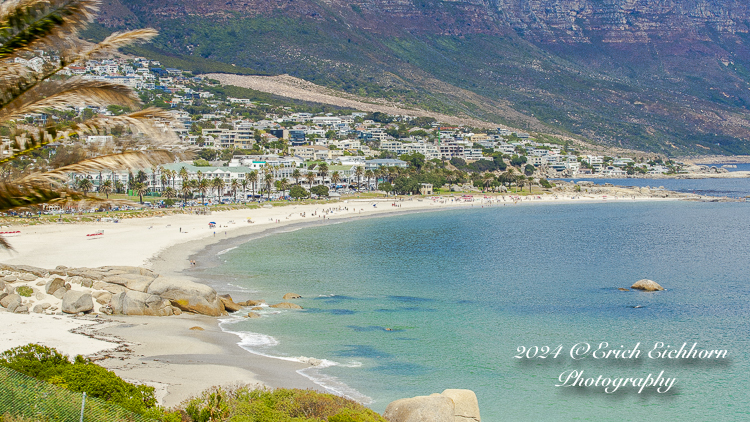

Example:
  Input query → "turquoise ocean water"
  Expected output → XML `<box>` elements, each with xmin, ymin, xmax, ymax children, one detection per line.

<box><xmin>199</xmin><ymin>199</ymin><xmax>750</xmax><ymax>421</ymax></box>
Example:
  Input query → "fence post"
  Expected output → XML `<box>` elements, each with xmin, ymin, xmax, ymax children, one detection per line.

<box><xmin>80</xmin><ymin>392</ymin><xmax>87</xmax><ymax>422</ymax></box>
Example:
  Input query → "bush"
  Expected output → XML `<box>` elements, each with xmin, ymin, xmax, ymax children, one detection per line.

<box><xmin>290</xmin><ymin>185</ymin><xmax>309</xmax><ymax>199</ymax></box>
<box><xmin>184</xmin><ymin>386</ymin><xmax>388</xmax><ymax>422</ymax></box>
<box><xmin>539</xmin><ymin>178</ymin><xmax>554</xmax><ymax>189</ymax></box>
<box><xmin>15</xmin><ymin>286</ymin><xmax>33</xmax><ymax>297</ymax></box>
<box><xmin>310</xmin><ymin>185</ymin><xmax>329</xmax><ymax>197</ymax></box>
<box><xmin>0</xmin><ymin>344</ymin><xmax>157</xmax><ymax>415</ymax></box>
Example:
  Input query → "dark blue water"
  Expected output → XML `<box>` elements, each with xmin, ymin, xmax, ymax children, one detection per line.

<box><xmin>207</xmin><ymin>201</ymin><xmax>750</xmax><ymax>421</ymax></box>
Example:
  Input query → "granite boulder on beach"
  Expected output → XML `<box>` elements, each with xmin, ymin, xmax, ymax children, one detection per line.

<box><xmin>383</xmin><ymin>388</ymin><xmax>481</xmax><ymax>422</ymax></box>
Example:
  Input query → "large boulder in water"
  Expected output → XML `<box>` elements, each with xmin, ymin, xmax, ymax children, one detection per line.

<box><xmin>383</xmin><ymin>395</ymin><xmax>455</xmax><ymax>422</ymax></box>
<box><xmin>147</xmin><ymin>277</ymin><xmax>224</xmax><ymax>316</ymax></box>
<box><xmin>219</xmin><ymin>295</ymin><xmax>242</xmax><ymax>312</ymax></box>
<box><xmin>61</xmin><ymin>291</ymin><xmax>94</xmax><ymax>314</ymax></box>
<box><xmin>631</xmin><ymin>279</ymin><xmax>665</xmax><ymax>291</ymax></box>
<box><xmin>111</xmin><ymin>290</ymin><xmax>173</xmax><ymax>316</ymax></box>
<box><xmin>440</xmin><ymin>389</ymin><xmax>481</xmax><ymax>422</ymax></box>
<box><xmin>270</xmin><ymin>302</ymin><xmax>303</xmax><ymax>309</ymax></box>
<box><xmin>283</xmin><ymin>292</ymin><xmax>301</xmax><ymax>299</ymax></box>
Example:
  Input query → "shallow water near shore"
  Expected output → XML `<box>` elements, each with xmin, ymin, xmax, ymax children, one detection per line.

<box><xmin>200</xmin><ymin>200</ymin><xmax>750</xmax><ymax>421</ymax></box>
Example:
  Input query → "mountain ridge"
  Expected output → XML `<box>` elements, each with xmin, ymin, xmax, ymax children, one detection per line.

<box><xmin>98</xmin><ymin>0</ymin><xmax>750</xmax><ymax>155</ymax></box>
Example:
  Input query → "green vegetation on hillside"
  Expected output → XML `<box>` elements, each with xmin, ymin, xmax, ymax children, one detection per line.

<box><xmin>99</xmin><ymin>3</ymin><xmax>750</xmax><ymax>155</ymax></box>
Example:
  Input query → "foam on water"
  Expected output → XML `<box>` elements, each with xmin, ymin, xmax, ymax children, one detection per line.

<box><xmin>218</xmin><ymin>311</ymin><xmax>373</xmax><ymax>405</ymax></box>
<box><xmin>217</xmin><ymin>246</ymin><xmax>238</xmax><ymax>256</ymax></box>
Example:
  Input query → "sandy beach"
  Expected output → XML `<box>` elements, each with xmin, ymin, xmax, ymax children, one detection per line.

<box><xmin>0</xmin><ymin>191</ymin><xmax>685</xmax><ymax>408</ymax></box>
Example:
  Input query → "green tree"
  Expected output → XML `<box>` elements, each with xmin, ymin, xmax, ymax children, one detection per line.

<box><xmin>330</xmin><ymin>171</ymin><xmax>341</xmax><ymax>191</ymax></box>
<box><xmin>289</xmin><ymin>185</ymin><xmax>309</xmax><ymax>199</ymax></box>
<box><xmin>318</xmin><ymin>163</ymin><xmax>329</xmax><ymax>184</ymax></box>
<box><xmin>305</xmin><ymin>170</ymin><xmax>316</xmax><ymax>188</ymax></box>
<box><xmin>364</xmin><ymin>169</ymin><xmax>374</xmax><ymax>191</ymax></box>
<box><xmin>133</xmin><ymin>182</ymin><xmax>148</xmax><ymax>203</ymax></box>
<box><xmin>163</xmin><ymin>186</ymin><xmax>177</xmax><ymax>201</ymax></box>
<box><xmin>292</xmin><ymin>168</ymin><xmax>302</xmax><ymax>185</ymax></box>
<box><xmin>310</xmin><ymin>185</ymin><xmax>329</xmax><ymax>197</ymax></box>
<box><xmin>379</xmin><ymin>182</ymin><xmax>393</xmax><ymax>196</ymax></box>
<box><xmin>76</xmin><ymin>178</ymin><xmax>93</xmax><ymax>195</ymax></box>
<box><xmin>263</xmin><ymin>165</ymin><xmax>275</xmax><ymax>200</ymax></box>
<box><xmin>197</xmin><ymin>178</ymin><xmax>210</xmax><ymax>203</ymax></box>
<box><xmin>99</xmin><ymin>179</ymin><xmax>113</xmax><ymax>198</ymax></box>
<box><xmin>212</xmin><ymin>177</ymin><xmax>225</xmax><ymax>200</ymax></box>
<box><xmin>247</xmin><ymin>170</ymin><xmax>258</xmax><ymax>201</ymax></box>
<box><xmin>230</xmin><ymin>178</ymin><xmax>240</xmax><ymax>201</ymax></box>
<box><xmin>354</xmin><ymin>166</ymin><xmax>364</xmax><ymax>191</ymax></box>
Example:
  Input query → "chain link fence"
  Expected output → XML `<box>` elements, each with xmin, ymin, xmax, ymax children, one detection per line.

<box><xmin>0</xmin><ymin>366</ymin><xmax>152</xmax><ymax>422</ymax></box>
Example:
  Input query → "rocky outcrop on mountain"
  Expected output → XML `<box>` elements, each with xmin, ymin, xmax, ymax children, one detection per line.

<box><xmin>100</xmin><ymin>0</ymin><xmax>750</xmax><ymax>45</ymax></box>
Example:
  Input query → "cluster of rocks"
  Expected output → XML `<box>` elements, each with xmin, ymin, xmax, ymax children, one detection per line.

<box><xmin>383</xmin><ymin>389</ymin><xmax>480</xmax><ymax>422</ymax></box>
<box><xmin>0</xmin><ymin>264</ymin><xmax>305</xmax><ymax>318</ymax></box>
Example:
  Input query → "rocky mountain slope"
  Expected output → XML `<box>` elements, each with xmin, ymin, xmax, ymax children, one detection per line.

<box><xmin>99</xmin><ymin>0</ymin><xmax>750</xmax><ymax>155</ymax></box>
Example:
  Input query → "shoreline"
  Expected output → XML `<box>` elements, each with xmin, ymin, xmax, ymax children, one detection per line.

<box><xmin>0</xmin><ymin>191</ymin><xmax>689</xmax><ymax>408</ymax></box>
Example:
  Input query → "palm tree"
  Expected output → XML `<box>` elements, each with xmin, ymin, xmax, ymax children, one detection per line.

<box><xmin>240</xmin><ymin>177</ymin><xmax>249</xmax><ymax>203</ymax></box>
<box><xmin>330</xmin><ymin>171</ymin><xmax>341</xmax><ymax>191</ymax></box>
<box><xmin>133</xmin><ymin>182</ymin><xmax>148</xmax><ymax>203</ymax></box>
<box><xmin>115</xmin><ymin>181</ymin><xmax>125</xmax><ymax>194</ymax></box>
<box><xmin>263</xmin><ymin>166</ymin><xmax>275</xmax><ymax>201</ymax></box>
<box><xmin>305</xmin><ymin>171</ymin><xmax>316</xmax><ymax>188</ymax></box>
<box><xmin>99</xmin><ymin>179</ymin><xmax>113</xmax><ymax>199</ymax></box>
<box><xmin>388</xmin><ymin>166</ymin><xmax>399</xmax><ymax>183</ymax></box>
<box><xmin>231</xmin><ymin>179</ymin><xmax>240</xmax><ymax>202</ymax></box>
<box><xmin>163</xmin><ymin>187</ymin><xmax>177</xmax><ymax>202</ymax></box>
<box><xmin>247</xmin><ymin>171</ymin><xmax>258</xmax><ymax>201</ymax></box>
<box><xmin>160</xmin><ymin>172</ymin><xmax>168</xmax><ymax>193</ymax></box>
<box><xmin>292</xmin><ymin>168</ymin><xmax>301</xmax><ymax>186</ymax></box>
<box><xmin>212</xmin><ymin>177</ymin><xmax>225</xmax><ymax>201</ymax></box>
<box><xmin>354</xmin><ymin>166</ymin><xmax>364</xmax><ymax>191</ymax></box>
<box><xmin>482</xmin><ymin>172</ymin><xmax>494</xmax><ymax>192</ymax></box>
<box><xmin>179</xmin><ymin>167</ymin><xmax>189</xmax><ymax>190</ymax></box>
<box><xmin>374</xmin><ymin>167</ymin><xmax>383</xmax><ymax>187</ymax></box>
<box><xmin>365</xmin><ymin>169</ymin><xmax>374</xmax><ymax>191</ymax></box>
<box><xmin>278</xmin><ymin>178</ymin><xmax>289</xmax><ymax>198</ymax></box>
<box><xmin>317</xmin><ymin>163</ymin><xmax>329</xmax><ymax>185</ymax></box>
<box><xmin>77</xmin><ymin>178</ymin><xmax>93</xmax><ymax>196</ymax></box>
<box><xmin>180</xmin><ymin>179</ymin><xmax>193</xmax><ymax>203</ymax></box>
<box><xmin>197</xmin><ymin>178</ymin><xmax>210</xmax><ymax>203</ymax></box>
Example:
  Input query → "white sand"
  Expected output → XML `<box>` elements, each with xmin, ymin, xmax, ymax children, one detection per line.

<box><xmin>0</xmin><ymin>312</ymin><xmax>117</xmax><ymax>357</ymax></box>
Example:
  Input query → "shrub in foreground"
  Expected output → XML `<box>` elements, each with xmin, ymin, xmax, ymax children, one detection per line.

<box><xmin>183</xmin><ymin>385</ymin><xmax>387</xmax><ymax>422</ymax></box>
<box><xmin>0</xmin><ymin>344</ymin><xmax>157</xmax><ymax>414</ymax></box>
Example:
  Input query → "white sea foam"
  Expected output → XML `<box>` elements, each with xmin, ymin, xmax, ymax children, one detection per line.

<box><xmin>297</xmin><ymin>366</ymin><xmax>373</xmax><ymax>404</ymax></box>
<box><xmin>217</xmin><ymin>246</ymin><xmax>238</xmax><ymax>256</ymax></box>
<box><xmin>225</xmin><ymin>282</ymin><xmax>254</xmax><ymax>291</ymax></box>
<box><xmin>217</xmin><ymin>319</ymin><xmax>372</xmax><ymax>404</ymax></box>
